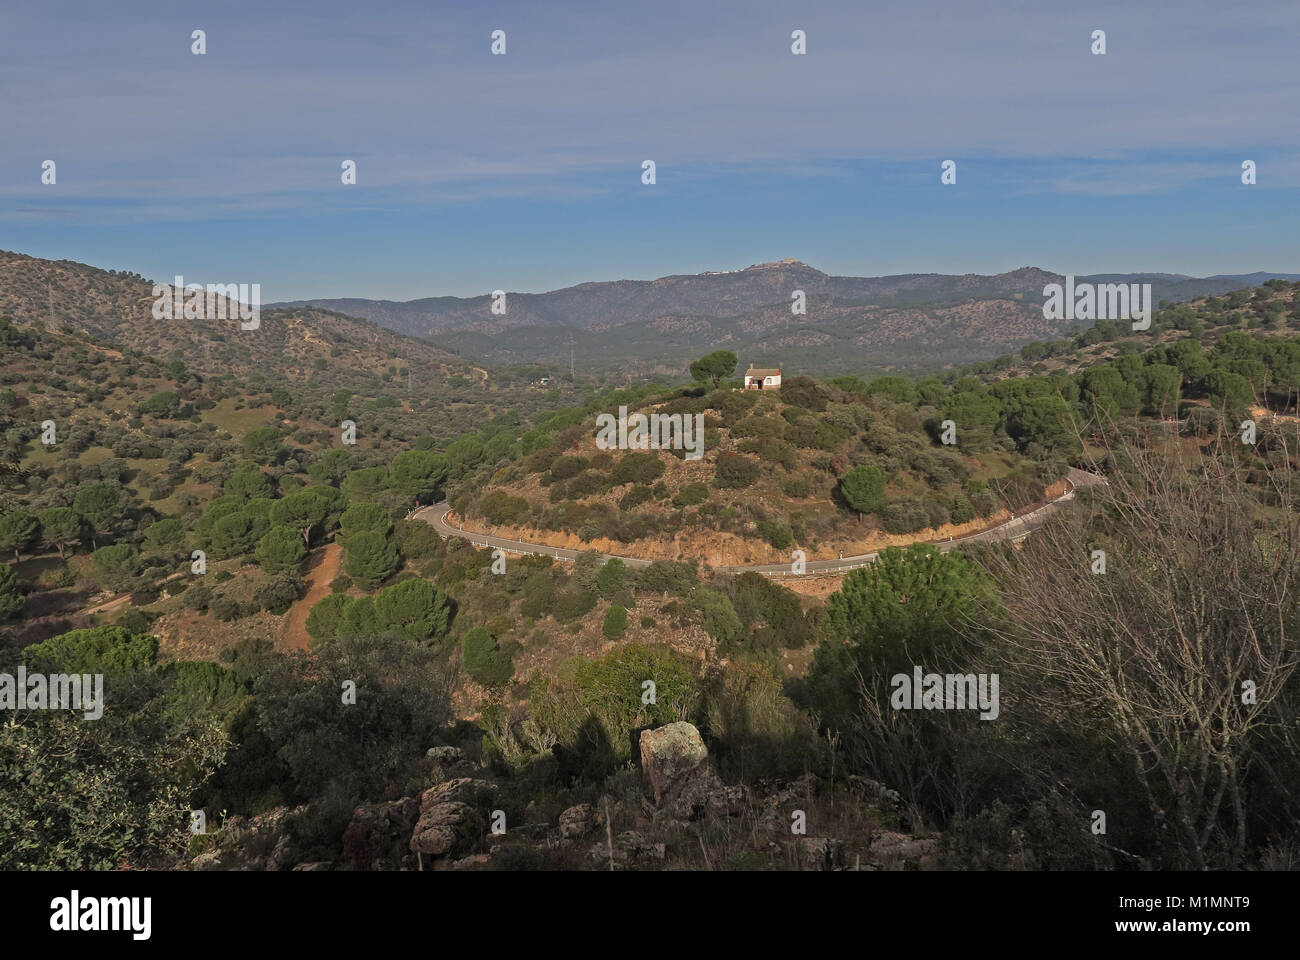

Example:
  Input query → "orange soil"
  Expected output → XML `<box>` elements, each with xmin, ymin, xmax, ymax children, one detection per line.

<box><xmin>281</xmin><ymin>543</ymin><xmax>342</xmax><ymax>651</ymax></box>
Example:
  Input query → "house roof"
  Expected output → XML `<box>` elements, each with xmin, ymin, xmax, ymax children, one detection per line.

<box><xmin>746</xmin><ymin>366</ymin><xmax>782</xmax><ymax>377</ymax></box>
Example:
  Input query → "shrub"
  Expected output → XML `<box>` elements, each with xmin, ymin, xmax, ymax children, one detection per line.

<box><xmin>478</xmin><ymin>490</ymin><xmax>530</xmax><ymax>525</ymax></box>
<box><xmin>210</xmin><ymin>595</ymin><xmax>241</xmax><ymax>621</ymax></box>
<box><xmin>878</xmin><ymin>497</ymin><xmax>930</xmax><ymax>534</ymax></box>
<box><xmin>782</xmin><ymin>475</ymin><xmax>811</xmax><ymax>498</ymax></box>
<box><xmin>611</xmin><ymin>453</ymin><xmax>665</xmax><ymax>486</ymax></box>
<box><xmin>758</xmin><ymin>520</ymin><xmax>793</xmax><ymax>549</ymax></box>
<box><xmin>619</xmin><ymin>485</ymin><xmax>652</xmax><ymax>511</ymax></box>
<box><xmin>602</xmin><ymin>605</ymin><xmax>628</xmax><ymax>640</ymax></box>
<box><xmin>462</xmin><ymin>627</ymin><xmax>514</xmax><ymax>687</ymax></box>
<box><xmin>254</xmin><ymin>575</ymin><xmax>301</xmax><ymax>615</ymax></box>
<box><xmin>553</xmin><ymin>589</ymin><xmax>598</xmax><ymax>622</ymax></box>
<box><xmin>715</xmin><ymin>453</ymin><xmax>760</xmax><ymax>489</ymax></box>
<box><xmin>672</xmin><ymin>482</ymin><xmax>710</xmax><ymax>507</ymax></box>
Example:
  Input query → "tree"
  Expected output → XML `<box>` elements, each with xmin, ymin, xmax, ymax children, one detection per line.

<box><xmin>91</xmin><ymin>544</ymin><xmax>140</xmax><ymax>592</ymax></box>
<box><xmin>143</xmin><ymin>517</ymin><xmax>186</xmax><ymax>552</ymax></box>
<box><xmin>73</xmin><ymin>483</ymin><xmax>124</xmax><ymax>548</ymax></box>
<box><xmin>689</xmin><ymin>350</ymin><xmax>738</xmax><ymax>388</ymax></box>
<box><xmin>305</xmin><ymin>593</ymin><xmax>350</xmax><ymax>646</ymax></box>
<box><xmin>595</xmin><ymin>558</ymin><xmax>627</xmax><ymax>598</ymax></box>
<box><xmin>839</xmin><ymin>464</ymin><xmax>886</xmax><ymax>517</ymax></box>
<box><xmin>0</xmin><ymin>564</ymin><xmax>23</xmax><ymax>621</ymax></box>
<box><xmin>977</xmin><ymin>433</ymin><xmax>1300</xmax><ymax>869</ymax></box>
<box><xmin>38</xmin><ymin>507</ymin><xmax>83</xmax><ymax>560</ymax></box>
<box><xmin>23</xmin><ymin>624</ymin><xmax>159</xmax><ymax>674</ymax></box>
<box><xmin>241</xmin><ymin>425</ymin><xmax>284</xmax><ymax>464</ymax></box>
<box><xmin>141</xmin><ymin>391</ymin><xmax>181</xmax><ymax>418</ymax></box>
<box><xmin>253</xmin><ymin>631</ymin><xmax>452</xmax><ymax>799</ymax></box>
<box><xmin>224</xmin><ymin>462</ymin><xmax>274</xmax><ymax>499</ymax></box>
<box><xmin>373</xmin><ymin>578</ymin><xmax>452</xmax><ymax>643</ymax></box>
<box><xmin>602</xmin><ymin>604</ymin><xmax>628</xmax><ymax>640</ymax></box>
<box><xmin>343</xmin><ymin>530</ymin><xmax>399</xmax><ymax>589</ymax></box>
<box><xmin>210</xmin><ymin>510</ymin><xmax>265</xmax><ymax>559</ymax></box>
<box><xmin>0</xmin><ymin>511</ymin><xmax>39</xmax><ymax>563</ymax></box>
<box><xmin>255</xmin><ymin>524</ymin><xmax>307</xmax><ymax>573</ymax></box>
<box><xmin>271</xmin><ymin>489</ymin><xmax>331</xmax><ymax>546</ymax></box>
<box><xmin>389</xmin><ymin>450</ymin><xmax>449</xmax><ymax>505</ymax></box>
<box><xmin>461</xmin><ymin>627</ymin><xmax>514</xmax><ymax>687</ymax></box>
<box><xmin>339</xmin><ymin>501</ymin><xmax>391</xmax><ymax>536</ymax></box>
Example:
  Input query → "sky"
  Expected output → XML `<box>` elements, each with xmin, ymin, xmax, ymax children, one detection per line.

<box><xmin>2</xmin><ymin>0</ymin><xmax>1298</xmax><ymax>300</ymax></box>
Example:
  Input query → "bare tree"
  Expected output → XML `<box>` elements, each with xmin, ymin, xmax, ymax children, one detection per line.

<box><xmin>977</xmin><ymin>421</ymin><xmax>1300</xmax><ymax>868</ymax></box>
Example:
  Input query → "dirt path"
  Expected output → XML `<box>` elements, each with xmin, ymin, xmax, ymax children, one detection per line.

<box><xmin>281</xmin><ymin>542</ymin><xmax>342</xmax><ymax>651</ymax></box>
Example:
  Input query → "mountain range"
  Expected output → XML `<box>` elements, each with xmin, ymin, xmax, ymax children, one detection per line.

<box><xmin>273</xmin><ymin>260</ymin><xmax>1300</xmax><ymax>375</ymax></box>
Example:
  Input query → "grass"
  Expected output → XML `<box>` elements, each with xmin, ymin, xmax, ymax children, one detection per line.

<box><xmin>202</xmin><ymin>398</ymin><xmax>277</xmax><ymax>436</ymax></box>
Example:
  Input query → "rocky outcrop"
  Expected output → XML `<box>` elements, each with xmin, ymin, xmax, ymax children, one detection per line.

<box><xmin>342</xmin><ymin>797</ymin><xmax>420</xmax><ymax>870</ymax></box>
<box><xmin>409</xmin><ymin>778</ymin><xmax>496</xmax><ymax>860</ymax></box>
<box><xmin>558</xmin><ymin>804</ymin><xmax>598</xmax><ymax>839</ymax></box>
<box><xmin>588</xmin><ymin>830</ymin><xmax>666</xmax><ymax>867</ymax></box>
<box><xmin>640</xmin><ymin>722</ymin><xmax>709</xmax><ymax>806</ymax></box>
<box><xmin>638</xmin><ymin>722</ymin><xmax>747</xmax><ymax>821</ymax></box>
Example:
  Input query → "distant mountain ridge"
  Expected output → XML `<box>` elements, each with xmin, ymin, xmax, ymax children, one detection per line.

<box><xmin>273</xmin><ymin>261</ymin><xmax>1300</xmax><ymax>375</ymax></box>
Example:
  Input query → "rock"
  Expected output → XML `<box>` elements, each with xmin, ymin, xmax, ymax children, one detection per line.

<box><xmin>788</xmin><ymin>837</ymin><xmax>843</xmax><ymax>871</ymax></box>
<box><xmin>408</xmin><ymin>778</ymin><xmax>495</xmax><ymax>859</ymax></box>
<box><xmin>558</xmin><ymin>804</ymin><xmax>596</xmax><ymax>839</ymax></box>
<box><xmin>410</xmin><ymin>802</ymin><xmax>480</xmax><ymax>857</ymax></box>
<box><xmin>292</xmin><ymin>861</ymin><xmax>333</xmax><ymax>871</ymax></box>
<box><xmin>866</xmin><ymin>831</ymin><xmax>937</xmax><ymax>869</ymax></box>
<box><xmin>343</xmin><ymin>797</ymin><xmax>420</xmax><ymax>870</ymax></box>
<box><xmin>426</xmin><ymin>746</ymin><xmax>464</xmax><ymax>765</ymax></box>
<box><xmin>639</xmin><ymin>722</ymin><xmax>708</xmax><ymax>806</ymax></box>
<box><xmin>588</xmin><ymin>831</ymin><xmax>665</xmax><ymax>867</ymax></box>
<box><xmin>660</xmin><ymin>763</ymin><xmax>747</xmax><ymax>821</ymax></box>
<box><xmin>449</xmin><ymin>853</ymin><xmax>492</xmax><ymax>871</ymax></box>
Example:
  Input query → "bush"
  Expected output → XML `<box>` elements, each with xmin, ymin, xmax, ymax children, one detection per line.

<box><xmin>611</xmin><ymin>453</ymin><xmax>665</xmax><ymax>486</ymax></box>
<box><xmin>462</xmin><ymin>627</ymin><xmax>514</xmax><ymax>687</ymax></box>
<box><xmin>878</xmin><ymin>497</ymin><xmax>930</xmax><ymax>534</ymax></box>
<box><xmin>602</xmin><ymin>605</ymin><xmax>628</xmax><ymax>640</ymax></box>
<box><xmin>758</xmin><ymin>520</ymin><xmax>792</xmax><ymax>549</ymax></box>
<box><xmin>619</xmin><ymin>485</ymin><xmax>652</xmax><ymax>511</ymax></box>
<box><xmin>553</xmin><ymin>589</ymin><xmax>598</xmax><ymax>623</ymax></box>
<box><xmin>210</xmin><ymin>595</ymin><xmax>241</xmax><ymax>621</ymax></box>
<box><xmin>671</xmin><ymin>482</ymin><xmax>710</xmax><ymax>507</ymax></box>
<box><xmin>714</xmin><ymin>453</ymin><xmax>760</xmax><ymax>489</ymax></box>
<box><xmin>254</xmin><ymin>575</ymin><xmax>301</xmax><ymax>615</ymax></box>
<box><xmin>782</xmin><ymin>476</ymin><xmax>811</xmax><ymax>498</ymax></box>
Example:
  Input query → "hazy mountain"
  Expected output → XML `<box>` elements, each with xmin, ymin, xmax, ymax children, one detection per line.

<box><xmin>275</xmin><ymin>260</ymin><xmax>1299</xmax><ymax>374</ymax></box>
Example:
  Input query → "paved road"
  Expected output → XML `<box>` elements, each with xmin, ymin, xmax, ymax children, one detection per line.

<box><xmin>412</xmin><ymin>467</ymin><xmax>1105</xmax><ymax>580</ymax></box>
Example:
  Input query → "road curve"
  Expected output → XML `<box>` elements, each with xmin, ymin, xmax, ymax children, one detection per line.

<box><xmin>412</xmin><ymin>467</ymin><xmax>1105</xmax><ymax>580</ymax></box>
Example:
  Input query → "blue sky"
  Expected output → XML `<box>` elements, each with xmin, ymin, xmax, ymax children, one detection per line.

<box><xmin>3</xmin><ymin>0</ymin><xmax>1298</xmax><ymax>300</ymax></box>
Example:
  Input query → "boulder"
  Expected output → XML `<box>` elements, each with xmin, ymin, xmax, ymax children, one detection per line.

<box><xmin>408</xmin><ymin>779</ymin><xmax>495</xmax><ymax>859</ymax></box>
<box><xmin>426</xmin><ymin>745</ymin><xmax>464</xmax><ymax>765</ymax></box>
<box><xmin>588</xmin><ymin>831</ymin><xmax>665</xmax><ymax>867</ymax></box>
<box><xmin>639</xmin><ymin>722</ymin><xmax>708</xmax><ymax>806</ymax></box>
<box><xmin>558</xmin><ymin>804</ymin><xmax>596</xmax><ymax>839</ymax></box>
<box><xmin>343</xmin><ymin>797</ymin><xmax>419</xmax><ymax>870</ymax></box>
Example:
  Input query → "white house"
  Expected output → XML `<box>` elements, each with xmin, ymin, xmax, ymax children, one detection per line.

<box><xmin>744</xmin><ymin>364</ymin><xmax>782</xmax><ymax>390</ymax></box>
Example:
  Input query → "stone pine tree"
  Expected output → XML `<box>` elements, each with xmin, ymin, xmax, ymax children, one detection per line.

<box><xmin>689</xmin><ymin>350</ymin><xmax>739</xmax><ymax>389</ymax></box>
<box><xmin>839</xmin><ymin>464</ymin><xmax>886</xmax><ymax>518</ymax></box>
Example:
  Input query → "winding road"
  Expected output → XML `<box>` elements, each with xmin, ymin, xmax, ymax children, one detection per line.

<box><xmin>412</xmin><ymin>468</ymin><xmax>1105</xmax><ymax>579</ymax></box>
